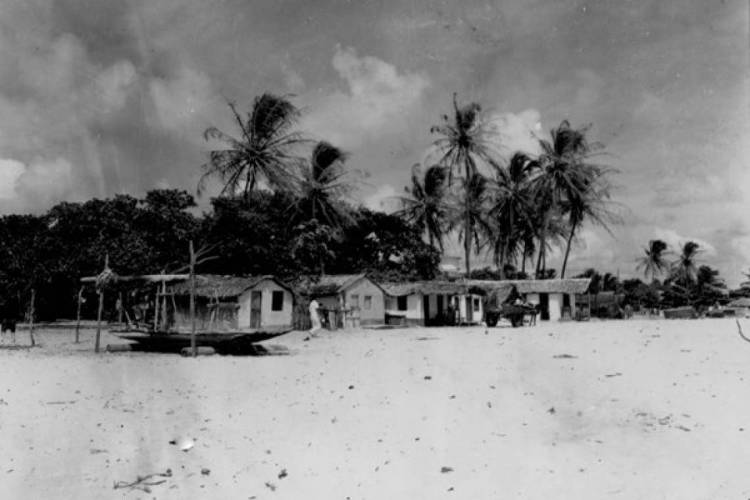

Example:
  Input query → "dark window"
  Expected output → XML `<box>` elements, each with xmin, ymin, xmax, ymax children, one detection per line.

<box><xmin>473</xmin><ymin>297</ymin><xmax>480</xmax><ymax>312</ymax></box>
<box><xmin>271</xmin><ymin>291</ymin><xmax>284</xmax><ymax>311</ymax></box>
<box><xmin>350</xmin><ymin>294</ymin><xmax>359</xmax><ymax>308</ymax></box>
<box><xmin>364</xmin><ymin>296</ymin><xmax>372</xmax><ymax>310</ymax></box>
<box><xmin>397</xmin><ymin>296</ymin><xmax>408</xmax><ymax>311</ymax></box>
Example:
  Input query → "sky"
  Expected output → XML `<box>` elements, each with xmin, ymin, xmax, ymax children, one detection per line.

<box><xmin>0</xmin><ymin>0</ymin><xmax>747</xmax><ymax>285</ymax></box>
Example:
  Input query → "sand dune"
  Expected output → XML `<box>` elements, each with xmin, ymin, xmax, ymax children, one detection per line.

<box><xmin>1</xmin><ymin>318</ymin><xmax>749</xmax><ymax>499</ymax></box>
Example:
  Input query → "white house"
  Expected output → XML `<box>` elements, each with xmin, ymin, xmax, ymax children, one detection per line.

<box><xmin>381</xmin><ymin>281</ymin><xmax>486</xmax><ymax>326</ymax></box>
<box><xmin>169</xmin><ymin>275</ymin><xmax>295</xmax><ymax>331</ymax></box>
<box><xmin>307</xmin><ymin>274</ymin><xmax>386</xmax><ymax>327</ymax></box>
<box><xmin>468</xmin><ymin>279</ymin><xmax>591</xmax><ymax>321</ymax></box>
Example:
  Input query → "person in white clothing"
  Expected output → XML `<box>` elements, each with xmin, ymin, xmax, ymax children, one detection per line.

<box><xmin>308</xmin><ymin>298</ymin><xmax>322</xmax><ymax>338</ymax></box>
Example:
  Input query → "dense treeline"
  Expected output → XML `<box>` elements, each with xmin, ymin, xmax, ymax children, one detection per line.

<box><xmin>0</xmin><ymin>189</ymin><xmax>439</xmax><ymax>321</ymax></box>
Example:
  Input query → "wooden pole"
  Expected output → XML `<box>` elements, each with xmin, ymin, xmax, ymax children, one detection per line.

<box><xmin>117</xmin><ymin>292</ymin><xmax>123</xmax><ymax>325</ymax></box>
<box><xmin>95</xmin><ymin>290</ymin><xmax>104</xmax><ymax>353</ymax></box>
<box><xmin>152</xmin><ymin>287</ymin><xmax>159</xmax><ymax>333</ymax></box>
<box><xmin>75</xmin><ymin>286</ymin><xmax>83</xmax><ymax>343</ymax></box>
<box><xmin>95</xmin><ymin>254</ymin><xmax>109</xmax><ymax>353</ymax></box>
<box><xmin>160</xmin><ymin>280</ymin><xmax>168</xmax><ymax>331</ymax></box>
<box><xmin>28</xmin><ymin>289</ymin><xmax>36</xmax><ymax>347</ymax></box>
<box><xmin>189</xmin><ymin>241</ymin><xmax>197</xmax><ymax>357</ymax></box>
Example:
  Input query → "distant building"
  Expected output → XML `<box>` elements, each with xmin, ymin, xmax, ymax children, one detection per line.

<box><xmin>468</xmin><ymin>279</ymin><xmax>591</xmax><ymax>321</ymax></box>
<box><xmin>381</xmin><ymin>281</ymin><xmax>487</xmax><ymax>326</ymax></box>
<box><xmin>305</xmin><ymin>274</ymin><xmax>386</xmax><ymax>327</ymax></box>
<box><xmin>169</xmin><ymin>275</ymin><xmax>295</xmax><ymax>331</ymax></box>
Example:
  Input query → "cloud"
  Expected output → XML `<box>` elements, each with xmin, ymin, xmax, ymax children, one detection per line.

<box><xmin>0</xmin><ymin>157</ymin><xmax>78</xmax><ymax>212</ymax></box>
<box><xmin>0</xmin><ymin>159</ymin><xmax>25</xmax><ymax>199</ymax></box>
<box><xmin>653</xmin><ymin>228</ymin><xmax>717</xmax><ymax>257</ymax></box>
<box><xmin>652</xmin><ymin>174</ymin><xmax>742</xmax><ymax>208</ymax></box>
<box><xmin>363</xmin><ymin>184</ymin><xmax>399</xmax><ymax>212</ymax></box>
<box><xmin>301</xmin><ymin>46</ymin><xmax>429</xmax><ymax>148</ymax></box>
<box><xmin>149</xmin><ymin>65</ymin><xmax>218</xmax><ymax>138</ymax></box>
<box><xmin>486</xmin><ymin>109</ymin><xmax>542</xmax><ymax>159</ymax></box>
<box><xmin>91</xmin><ymin>60</ymin><xmax>137</xmax><ymax>115</ymax></box>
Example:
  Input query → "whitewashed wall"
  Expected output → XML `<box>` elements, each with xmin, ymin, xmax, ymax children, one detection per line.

<box><xmin>237</xmin><ymin>279</ymin><xmax>293</xmax><ymax>329</ymax></box>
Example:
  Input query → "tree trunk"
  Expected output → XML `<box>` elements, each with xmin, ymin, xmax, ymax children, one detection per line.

<box><xmin>535</xmin><ymin>237</ymin><xmax>545</xmax><ymax>278</ymax></box>
<box><xmin>75</xmin><ymin>286</ymin><xmax>83</xmax><ymax>343</ymax></box>
<box><xmin>560</xmin><ymin>224</ymin><xmax>577</xmax><ymax>279</ymax></box>
<box><xmin>117</xmin><ymin>292</ymin><xmax>123</xmax><ymax>325</ymax></box>
<box><xmin>464</xmin><ymin>163</ymin><xmax>472</xmax><ymax>278</ymax></box>
<box><xmin>160</xmin><ymin>280</ymin><xmax>168</xmax><ymax>331</ymax></box>
<box><xmin>28</xmin><ymin>289</ymin><xmax>35</xmax><ymax>347</ymax></box>
<box><xmin>190</xmin><ymin>240</ymin><xmax>197</xmax><ymax>357</ymax></box>
<box><xmin>95</xmin><ymin>290</ymin><xmax>104</xmax><ymax>353</ymax></box>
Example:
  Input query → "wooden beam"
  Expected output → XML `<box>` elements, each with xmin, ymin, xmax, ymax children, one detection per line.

<box><xmin>28</xmin><ymin>289</ymin><xmax>36</xmax><ymax>347</ymax></box>
<box><xmin>74</xmin><ymin>286</ymin><xmax>83</xmax><ymax>343</ymax></box>
<box><xmin>190</xmin><ymin>241</ymin><xmax>197</xmax><ymax>357</ymax></box>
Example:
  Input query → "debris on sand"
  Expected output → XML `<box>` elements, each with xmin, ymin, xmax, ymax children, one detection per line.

<box><xmin>553</xmin><ymin>354</ymin><xmax>577</xmax><ymax>359</ymax></box>
<box><xmin>547</xmin><ymin>407</ymin><xmax>556</xmax><ymax>414</ymax></box>
<box><xmin>278</xmin><ymin>469</ymin><xmax>288</xmax><ymax>479</ymax></box>
<box><xmin>440</xmin><ymin>466</ymin><xmax>453</xmax><ymax>473</ymax></box>
<box><xmin>265</xmin><ymin>481</ymin><xmax>277</xmax><ymax>491</ymax></box>
<box><xmin>113</xmin><ymin>469</ymin><xmax>172</xmax><ymax>493</ymax></box>
<box><xmin>169</xmin><ymin>437</ymin><xmax>195</xmax><ymax>452</ymax></box>
<box><xmin>605</xmin><ymin>372</ymin><xmax>622</xmax><ymax>378</ymax></box>
<box><xmin>201</xmin><ymin>468</ymin><xmax>211</xmax><ymax>476</ymax></box>
<box><xmin>424</xmin><ymin>375</ymin><xmax>432</xmax><ymax>380</ymax></box>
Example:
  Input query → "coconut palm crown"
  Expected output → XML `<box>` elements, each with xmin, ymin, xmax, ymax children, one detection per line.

<box><xmin>199</xmin><ymin>93</ymin><xmax>306</xmax><ymax>200</ymax></box>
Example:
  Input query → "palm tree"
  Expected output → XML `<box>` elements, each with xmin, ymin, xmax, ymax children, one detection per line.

<box><xmin>559</xmin><ymin>180</ymin><xmax>619</xmax><ymax>278</ymax></box>
<box><xmin>198</xmin><ymin>94</ymin><xmax>306</xmax><ymax>201</ymax></box>
<box><xmin>430</xmin><ymin>93</ymin><xmax>499</xmax><ymax>276</ymax></box>
<box><xmin>291</xmin><ymin>141</ymin><xmax>354</xmax><ymax>229</ymax></box>
<box><xmin>488</xmin><ymin>152</ymin><xmax>538</xmax><ymax>276</ymax></box>
<box><xmin>397</xmin><ymin>164</ymin><xmax>450</xmax><ymax>251</ymax></box>
<box><xmin>672</xmin><ymin>241</ymin><xmax>701</xmax><ymax>285</ymax></box>
<box><xmin>636</xmin><ymin>239</ymin><xmax>670</xmax><ymax>282</ymax></box>
<box><xmin>533</xmin><ymin>120</ymin><xmax>606</xmax><ymax>278</ymax></box>
<box><xmin>454</xmin><ymin>172</ymin><xmax>494</xmax><ymax>269</ymax></box>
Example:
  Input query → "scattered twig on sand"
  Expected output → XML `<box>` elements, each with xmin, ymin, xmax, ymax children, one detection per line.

<box><xmin>553</xmin><ymin>354</ymin><xmax>577</xmax><ymax>359</ymax></box>
<box><xmin>736</xmin><ymin>320</ymin><xmax>750</xmax><ymax>344</ymax></box>
<box><xmin>113</xmin><ymin>469</ymin><xmax>172</xmax><ymax>493</ymax></box>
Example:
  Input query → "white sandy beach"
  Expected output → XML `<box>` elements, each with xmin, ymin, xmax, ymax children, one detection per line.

<box><xmin>1</xmin><ymin>318</ymin><xmax>749</xmax><ymax>499</ymax></box>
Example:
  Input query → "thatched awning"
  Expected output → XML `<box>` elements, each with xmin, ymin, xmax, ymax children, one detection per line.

<box><xmin>169</xmin><ymin>275</ymin><xmax>293</xmax><ymax>298</ymax></box>
<box><xmin>80</xmin><ymin>274</ymin><xmax>189</xmax><ymax>284</ymax></box>
<box><xmin>300</xmin><ymin>274</ymin><xmax>386</xmax><ymax>297</ymax></box>
<box><xmin>729</xmin><ymin>297</ymin><xmax>750</xmax><ymax>308</ymax></box>
<box><xmin>468</xmin><ymin>278</ymin><xmax>591</xmax><ymax>295</ymax></box>
<box><xmin>381</xmin><ymin>281</ymin><xmax>486</xmax><ymax>297</ymax></box>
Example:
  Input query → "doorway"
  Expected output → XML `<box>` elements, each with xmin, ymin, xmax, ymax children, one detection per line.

<box><xmin>250</xmin><ymin>291</ymin><xmax>262</xmax><ymax>328</ymax></box>
<box><xmin>422</xmin><ymin>295</ymin><xmax>430</xmax><ymax>326</ymax></box>
<box><xmin>540</xmin><ymin>293</ymin><xmax>550</xmax><ymax>321</ymax></box>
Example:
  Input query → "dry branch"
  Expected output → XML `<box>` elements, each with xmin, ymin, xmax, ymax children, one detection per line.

<box><xmin>736</xmin><ymin>320</ymin><xmax>750</xmax><ymax>343</ymax></box>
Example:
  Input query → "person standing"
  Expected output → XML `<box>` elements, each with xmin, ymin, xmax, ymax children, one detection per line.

<box><xmin>308</xmin><ymin>298</ymin><xmax>322</xmax><ymax>338</ymax></box>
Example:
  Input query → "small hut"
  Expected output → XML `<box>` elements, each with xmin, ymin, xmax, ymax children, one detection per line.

<box><xmin>168</xmin><ymin>275</ymin><xmax>294</xmax><ymax>332</ymax></box>
<box><xmin>303</xmin><ymin>274</ymin><xmax>386</xmax><ymax>328</ymax></box>
<box><xmin>468</xmin><ymin>279</ymin><xmax>591</xmax><ymax>321</ymax></box>
<box><xmin>382</xmin><ymin>281</ymin><xmax>486</xmax><ymax>326</ymax></box>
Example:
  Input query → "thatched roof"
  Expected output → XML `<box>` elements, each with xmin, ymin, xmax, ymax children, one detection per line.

<box><xmin>170</xmin><ymin>275</ymin><xmax>292</xmax><ymax>298</ymax></box>
<box><xmin>729</xmin><ymin>297</ymin><xmax>750</xmax><ymax>308</ymax></box>
<box><xmin>303</xmin><ymin>274</ymin><xmax>385</xmax><ymax>297</ymax></box>
<box><xmin>80</xmin><ymin>274</ymin><xmax>189</xmax><ymax>284</ymax></box>
<box><xmin>464</xmin><ymin>278</ymin><xmax>590</xmax><ymax>295</ymax></box>
<box><xmin>381</xmin><ymin>281</ymin><xmax>487</xmax><ymax>297</ymax></box>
